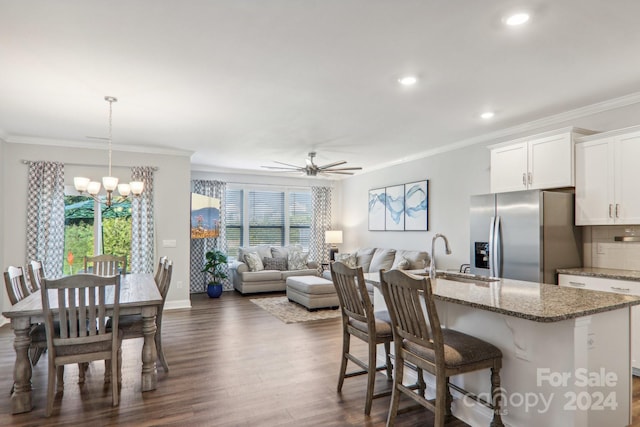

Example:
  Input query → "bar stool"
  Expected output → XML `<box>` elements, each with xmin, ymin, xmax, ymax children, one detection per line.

<box><xmin>330</xmin><ymin>261</ymin><xmax>394</xmax><ymax>415</ymax></box>
<box><xmin>379</xmin><ymin>269</ymin><xmax>504</xmax><ymax>427</ymax></box>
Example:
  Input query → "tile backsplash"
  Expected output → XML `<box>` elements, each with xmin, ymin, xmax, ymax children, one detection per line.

<box><xmin>583</xmin><ymin>225</ymin><xmax>640</xmax><ymax>271</ymax></box>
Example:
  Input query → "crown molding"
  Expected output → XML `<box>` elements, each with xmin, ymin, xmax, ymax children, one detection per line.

<box><xmin>361</xmin><ymin>91</ymin><xmax>640</xmax><ymax>175</ymax></box>
<box><xmin>6</xmin><ymin>135</ymin><xmax>193</xmax><ymax>157</ymax></box>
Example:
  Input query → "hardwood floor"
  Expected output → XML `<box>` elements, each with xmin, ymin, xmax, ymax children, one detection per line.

<box><xmin>0</xmin><ymin>292</ymin><xmax>636</xmax><ymax>426</ymax></box>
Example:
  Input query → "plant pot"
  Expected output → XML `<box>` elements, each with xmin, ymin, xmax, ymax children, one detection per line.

<box><xmin>207</xmin><ymin>283</ymin><xmax>223</xmax><ymax>298</ymax></box>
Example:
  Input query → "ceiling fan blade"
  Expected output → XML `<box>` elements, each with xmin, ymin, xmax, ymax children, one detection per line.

<box><xmin>321</xmin><ymin>166</ymin><xmax>363</xmax><ymax>171</ymax></box>
<box><xmin>320</xmin><ymin>170</ymin><xmax>355</xmax><ymax>175</ymax></box>
<box><xmin>261</xmin><ymin>166</ymin><xmax>302</xmax><ymax>170</ymax></box>
<box><xmin>318</xmin><ymin>160</ymin><xmax>347</xmax><ymax>169</ymax></box>
<box><xmin>273</xmin><ymin>160</ymin><xmax>303</xmax><ymax>168</ymax></box>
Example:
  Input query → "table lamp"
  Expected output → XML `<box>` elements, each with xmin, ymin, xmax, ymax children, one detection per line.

<box><xmin>325</xmin><ymin>230</ymin><xmax>343</xmax><ymax>261</ymax></box>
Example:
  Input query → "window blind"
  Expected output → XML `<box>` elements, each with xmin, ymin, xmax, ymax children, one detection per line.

<box><xmin>248</xmin><ymin>190</ymin><xmax>284</xmax><ymax>246</ymax></box>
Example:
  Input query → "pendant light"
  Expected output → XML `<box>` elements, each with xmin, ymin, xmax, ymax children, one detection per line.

<box><xmin>73</xmin><ymin>96</ymin><xmax>144</xmax><ymax>207</ymax></box>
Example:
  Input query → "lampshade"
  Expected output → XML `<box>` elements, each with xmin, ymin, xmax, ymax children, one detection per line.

<box><xmin>325</xmin><ymin>230</ymin><xmax>343</xmax><ymax>245</ymax></box>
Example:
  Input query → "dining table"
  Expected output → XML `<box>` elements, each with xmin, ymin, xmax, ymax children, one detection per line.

<box><xmin>2</xmin><ymin>273</ymin><xmax>163</xmax><ymax>414</ymax></box>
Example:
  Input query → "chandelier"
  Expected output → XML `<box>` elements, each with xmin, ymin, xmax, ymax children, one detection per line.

<box><xmin>73</xmin><ymin>96</ymin><xmax>144</xmax><ymax>207</ymax></box>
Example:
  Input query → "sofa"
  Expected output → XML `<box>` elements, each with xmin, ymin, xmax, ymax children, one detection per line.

<box><xmin>322</xmin><ymin>247</ymin><xmax>431</xmax><ymax>297</ymax></box>
<box><xmin>230</xmin><ymin>245</ymin><xmax>319</xmax><ymax>294</ymax></box>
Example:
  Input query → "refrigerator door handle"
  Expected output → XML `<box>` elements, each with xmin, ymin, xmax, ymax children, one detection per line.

<box><xmin>493</xmin><ymin>216</ymin><xmax>502</xmax><ymax>278</ymax></box>
<box><xmin>488</xmin><ymin>216</ymin><xmax>496</xmax><ymax>277</ymax></box>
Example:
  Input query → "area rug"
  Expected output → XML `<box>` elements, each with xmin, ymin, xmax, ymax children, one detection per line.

<box><xmin>250</xmin><ymin>296</ymin><xmax>341</xmax><ymax>324</ymax></box>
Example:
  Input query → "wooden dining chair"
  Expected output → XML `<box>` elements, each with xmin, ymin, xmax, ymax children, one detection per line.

<box><xmin>4</xmin><ymin>266</ymin><xmax>32</xmax><ymax>305</ymax></box>
<box><xmin>379</xmin><ymin>269</ymin><xmax>504</xmax><ymax>427</ymax></box>
<box><xmin>154</xmin><ymin>256</ymin><xmax>168</xmax><ymax>285</ymax></box>
<box><xmin>84</xmin><ymin>254</ymin><xmax>127</xmax><ymax>276</ymax></box>
<box><xmin>27</xmin><ymin>259</ymin><xmax>44</xmax><ymax>293</ymax></box>
<box><xmin>3</xmin><ymin>265</ymin><xmax>48</xmax><ymax>392</ymax></box>
<box><xmin>40</xmin><ymin>274</ymin><xmax>123</xmax><ymax>416</ymax></box>
<box><xmin>330</xmin><ymin>261</ymin><xmax>393</xmax><ymax>415</ymax></box>
<box><xmin>113</xmin><ymin>259</ymin><xmax>173</xmax><ymax>372</ymax></box>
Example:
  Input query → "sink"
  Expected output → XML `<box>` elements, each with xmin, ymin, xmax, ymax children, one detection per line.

<box><xmin>412</xmin><ymin>271</ymin><xmax>500</xmax><ymax>285</ymax></box>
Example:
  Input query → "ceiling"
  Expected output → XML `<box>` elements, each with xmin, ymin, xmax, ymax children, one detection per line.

<box><xmin>2</xmin><ymin>1</ymin><xmax>640</xmax><ymax>178</ymax></box>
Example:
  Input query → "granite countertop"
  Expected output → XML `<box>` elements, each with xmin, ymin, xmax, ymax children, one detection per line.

<box><xmin>364</xmin><ymin>271</ymin><xmax>640</xmax><ymax>323</ymax></box>
<box><xmin>557</xmin><ymin>267</ymin><xmax>640</xmax><ymax>282</ymax></box>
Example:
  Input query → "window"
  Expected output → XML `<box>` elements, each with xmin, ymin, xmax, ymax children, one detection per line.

<box><xmin>63</xmin><ymin>189</ymin><xmax>132</xmax><ymax>275</ymax></box>
<box><xmin>248</xmin><ymin>190</ymin><xmax>284</xmax><ymax>246</ymax></box>
<box><xmin>225</xmin><ymin>187</ymin><xmax>312</xmax><ymax>258</ymax></box>
<box><xmin>289</xmin><ymin>191</ymin><xmax>312</xmax><ymax>249</ymax></box>
<box><xmin>225</xmin><ymin>189</ymin><xmax>242</xmax><ymax>258</ymax></box>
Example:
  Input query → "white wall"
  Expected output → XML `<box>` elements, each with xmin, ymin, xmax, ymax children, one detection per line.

<box><xmin>340</xmin><ymin>144</ymin><xmax>490</xmax><ymax>271</ymax></box>
<box><xmin>1</xmin><ymin>142</ymin><xmax>192</xmax><ymax>315</ymax></box>
<box><xmin>0</xmin><ymin>139</ymin><xmax>5</xmax><ymax>325</ymax></box>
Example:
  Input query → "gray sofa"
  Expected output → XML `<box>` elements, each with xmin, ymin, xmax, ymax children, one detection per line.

<box><xmin>230</xmin><ymin>245</ymin><xmax>319</xmax><ymax>294</ymax></box>
<box><xmin>322</xmin><ymin>247</ymin><xmax>430</xmax><ymax>297</ymax></box>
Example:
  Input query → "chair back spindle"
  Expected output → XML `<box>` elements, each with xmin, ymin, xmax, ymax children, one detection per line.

<box><xmin>84</xmin><ymin>255</ymin><xmax>127</xmax><ymax>276</ymax></box>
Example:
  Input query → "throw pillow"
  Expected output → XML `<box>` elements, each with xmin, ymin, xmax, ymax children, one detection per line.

<box><xmin>288</xmin><ymin>247</ymin><xmax>309</xmax><ymax>270</ymax></box>
<box><xmin>244</xmin><ymin>252</ymin><xmax>264</xmax><ymax>272</ymax></box>
<box><xmin>391</xmin><ymin>257</ymin><xmax>410</xmax><ymax>270</ymax></box>
<box><xmin>263</xmin><ymin>257</ymin><xmax>288</xmax><ymax>271</ymax></box>
<box><xmin>335</xmin><ymin>252</ymin><xmax>357</xmax><ymax>268</ymax></box>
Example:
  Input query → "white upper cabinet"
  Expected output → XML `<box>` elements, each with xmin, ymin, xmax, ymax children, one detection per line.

<box><xmin>490</xmin><ymin>128</ymin><xmax>592</xmax><ymax>193</ymax></box>
<box><xmin>576</xmin><ymin>128</ymin><xmax>640</xmax><ymax>225</ymax></box>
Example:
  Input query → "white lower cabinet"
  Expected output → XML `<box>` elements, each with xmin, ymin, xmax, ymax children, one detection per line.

<box><xmin>559</xmin><ymin>274</ymin><xmax>640</xmax><ymax>373</ymax></box>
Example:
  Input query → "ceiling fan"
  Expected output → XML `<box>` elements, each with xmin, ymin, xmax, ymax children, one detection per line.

<box><xmin>262</xmin><ymin>152</ymin><xmax>362</xmax><ymax>176</ymax></box>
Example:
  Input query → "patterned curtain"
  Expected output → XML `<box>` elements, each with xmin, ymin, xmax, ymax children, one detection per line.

<box><xmin>26</xmin><ymin>161</ymin><xmax>65</xmax><ymax>278</ymax></box>
<box><xmin>191</xmin><ymin>180</ymin><xmax>231</xmax><ymax>292</ymax></box>
<box><xmin>310</xmin><ymin>186</ymin><xmax>332</xmax><ymax>271</ymax></box>
<box><xmin>130</xmin><ymin>166</ymin><xmax>155</xmax><ymax>273</ymax></box>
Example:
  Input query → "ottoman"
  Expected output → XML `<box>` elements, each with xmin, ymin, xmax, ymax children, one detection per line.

<box><xmin>286</xmin><ymin>275</ymin><xmax>339</xmax><ymax>311</ymax></box>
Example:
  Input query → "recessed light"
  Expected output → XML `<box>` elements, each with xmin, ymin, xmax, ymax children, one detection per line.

<box><xmin>504</xmin><ymin>12</ymin><xmax>530</xmax><ymax>26</ymax></box>
<box><xmin>398</xmin><ymin>76</ymin><xmax>418</xmax><ymax>86</ymax></box>
<box><xmin>481</xmin><ymin>111</ymin><xmax>495</xmax><ymax>119</ymax></box>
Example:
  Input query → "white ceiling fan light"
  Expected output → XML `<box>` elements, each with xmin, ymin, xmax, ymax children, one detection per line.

<box><xmin>398</xmin><ymin>75</ymin><xmax>418</xmax><ymax>86</ymax></box>
<box><xmin>261</xmin><ymin>151</ymin><xmax>362</xmax><ymax>177</ymax></box>
<box><xmin>504</xmin><ymin>12</ymin><xmax>530</xmax><ymax>26</ymax></box>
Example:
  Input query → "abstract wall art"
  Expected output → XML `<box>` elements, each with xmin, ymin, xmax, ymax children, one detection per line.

<box><xmin>368</xmin><ymin>179</ymin><xmax>429</xmax><ymax>231</ymax></box>
<box><xmin>384</xmin><ymin>184</ymin><xmax>405</xmax><ymax>231</ymax></box>
<box><xmin>368</xmin><ymin>188</ymin><xmax>386</xmax><ymax>230</ymax></box>
<box><xmin>404</xmin><ymin>180</ymin><xmax>428</xmax><ymax>231</ymax></box>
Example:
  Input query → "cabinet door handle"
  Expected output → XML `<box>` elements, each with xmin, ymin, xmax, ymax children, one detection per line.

<box><xmin>568</xmin><ymin>281</ymin><xmax>586</xmax><ymax>287</ymax></box>
<box><xmin>609</xmin><ymin>204</ymin><xmax>613</xmax><ymax>218</ymax></box>
<box><xmin>522</xmin><ymin>173</ymin><xmax>527</xmax><ymax>186</ymax></box>
<box><xmin>611</xmin><ymin>286</ymin><xmax>630</xmax><ymax>293</ymax></box>
<box><xmin>528</xmin><ymin>172</ymin><xmax>532</xmax><ymax>185</ymax></box>
<box><xmin>615</xmin><ymin>204</ymin><xmax>620</xmax><ymax>218</ymax></box>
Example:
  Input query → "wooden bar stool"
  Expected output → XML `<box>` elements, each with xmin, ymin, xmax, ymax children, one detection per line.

<box><xmin>379</xmin><ymin>269</ymin><xmax>504</xmax><ymax>427</ymax></box>
<box><xmin>330</xmin><ymin>261</ymin><xmax>394</xmax><ymax>415</ymax></box>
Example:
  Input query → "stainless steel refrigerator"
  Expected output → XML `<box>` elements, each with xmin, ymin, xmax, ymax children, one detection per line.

<box><xmin>469</xmin><ymin>190</ymin><xmax>582</xmax><ymax>284</ymax></box>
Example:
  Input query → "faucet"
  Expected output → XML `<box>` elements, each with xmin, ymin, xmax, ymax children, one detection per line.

<box><xmin>429</xmin><ymin>233</ymin><xmax>452</xmax><ymax>279</ymax></box>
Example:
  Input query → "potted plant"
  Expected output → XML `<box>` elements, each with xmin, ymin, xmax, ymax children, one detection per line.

<box><xmin>202</xmin><ymin>249</ymin><xmax>228</xmax><ymax>298</ymax></box>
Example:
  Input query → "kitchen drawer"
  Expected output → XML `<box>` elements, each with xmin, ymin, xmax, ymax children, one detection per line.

<box><xmin>558</xmin><ymin>274</ymin><xmax>640</xmax><ymax>296</ymax></box>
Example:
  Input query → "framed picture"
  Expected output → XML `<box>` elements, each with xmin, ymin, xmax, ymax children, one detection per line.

<box><xmin>404</xmin><ymin>180</ymin><xmax>428</xmax><ymax>231</ymax></box>
<box><xmin>368</xmin><ymin>188</ymin><xmax>385</xmax><ymax>231</ymax></box>
<box><xmin>190</xmin><ymin>193</ymin><xmax>221</xmax><ymax>239</ymax></box>
<box><xmin>385</xmin><ymin>184</ymin><xmax>405</xmax><ymax>231</ymax></box>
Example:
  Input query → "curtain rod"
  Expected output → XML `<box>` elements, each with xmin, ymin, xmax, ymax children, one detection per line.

<box><xmin>22</xmin><ymin>160</ymin><xmax>158</xmax><ymax>171</ymax></box>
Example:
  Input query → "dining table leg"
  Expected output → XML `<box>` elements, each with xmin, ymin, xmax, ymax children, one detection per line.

<box><xmin>140</xmin><ymin>306</ymin><xmax>158</xmax><ymax>391</ymax></box>
<box><xmin>11</xmin><ymin>318</ymin><xmax>33</xmax><ymax>414</ymax></box>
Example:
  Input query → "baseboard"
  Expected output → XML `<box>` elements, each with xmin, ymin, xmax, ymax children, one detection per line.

<box><xmin>164</xmin><ymin>299</ymin><xmax>192</xmax><ymax>310</ymax></box>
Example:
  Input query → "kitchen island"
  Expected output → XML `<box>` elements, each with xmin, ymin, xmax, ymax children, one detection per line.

<box><xmin>366</xmin><ymin>271</ymin><xmax>640</xmax><ymax>427</ymax></box>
